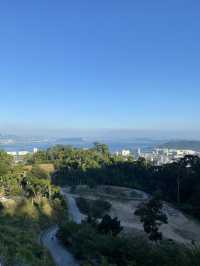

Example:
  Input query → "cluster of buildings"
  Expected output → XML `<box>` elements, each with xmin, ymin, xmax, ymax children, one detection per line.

<box><xmin>7</xmin><ymin>148</ymin><xmax>38</xmax><ymax>163</ymax></box>
<box><xmin>6</xmin><ymin>145</ymin><xmax>200</xmax><ymax>166</ymax></box>
<box><xmin>115</xmin><ymin>148</ymin><xmax>200</xmax><ymax>166</ymax></box>
<box><xmin>115</xmin><ymin>149</ymin><xmax>131</xmax><ymax>157</ymax></box>
<box><xmin>140</xmin><ymin>148</ymin><xmax>200</xmax><ymax>166</ymax></box>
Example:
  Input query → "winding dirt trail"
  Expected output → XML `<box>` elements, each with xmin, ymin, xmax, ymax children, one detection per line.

<box><xmin>42</xmin><ymin>192</ymin><xmax>81</xmax><ymax>266</ymax></box>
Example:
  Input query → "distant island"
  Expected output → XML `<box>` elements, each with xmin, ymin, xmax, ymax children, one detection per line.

<box><xmin>55</xmin><ymin>137</ymin><xmax>84</xmax><ymax>142</ymax></box>
<box><xmin>159</xmin><ymin>140</ymin><xmax>200</xmax><ymax>151</ymax></box>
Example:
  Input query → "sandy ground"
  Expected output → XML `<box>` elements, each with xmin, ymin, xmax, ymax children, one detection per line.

<box><xmin>70</xmin><ymin>185</ymin><xmax>200</xmax><ymax>244</ymax></box>
<box><xmin>110</xmin><ymin>199</ymin><xmax>200</xmax><ymax>243</ymax></box>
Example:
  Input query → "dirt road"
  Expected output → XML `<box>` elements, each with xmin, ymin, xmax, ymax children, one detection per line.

<box><xmin>42</xmin><ymin>192</ymin><xmax>81</xmax><ymax>266</ymax></box>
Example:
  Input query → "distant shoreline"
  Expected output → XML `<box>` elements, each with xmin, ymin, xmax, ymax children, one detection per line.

<box><xmin>0</xmin><ymin>140</ymin><xmax>157</xmax><ymax>153</ymax></box>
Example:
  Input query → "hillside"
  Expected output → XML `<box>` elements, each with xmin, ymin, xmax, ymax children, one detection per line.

<box><xmin>159</xmin><ymin>140</ymin><xmax>200</xmax><ymax>151</ymax></box>
<box><xmin>0</xmin><ymin>151</ymin><xmax>68</xmax><ymax>265</ymax></box>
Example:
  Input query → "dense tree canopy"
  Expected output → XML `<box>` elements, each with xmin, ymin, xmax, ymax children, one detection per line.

<box><xmin>27</xmin><ymin>145</ymin><xmax>200</xmax><ymax>219</ymax></box>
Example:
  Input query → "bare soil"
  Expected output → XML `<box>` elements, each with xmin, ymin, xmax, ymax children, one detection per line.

<box><xmin>69</xmin><ymin>185</ymin><xmax>200</xmax><ymax>244</ymax></box>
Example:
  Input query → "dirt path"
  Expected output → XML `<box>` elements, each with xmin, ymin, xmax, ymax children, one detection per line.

<box><xmin>42</xmin><ymin>226</ymin><xmax>79</xmax><ymax>266</ymax></box>
<box><xmin>42</xmin><ymin>192</ymin><xmax>81</xmax><ymax>266</ymax></box>
<box><xmin>61</xmin><ymin>189</ymin><xmax>82</xmax><ymax>224</ymax></box>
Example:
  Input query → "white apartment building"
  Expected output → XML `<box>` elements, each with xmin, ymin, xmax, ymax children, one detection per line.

<box><xmin>121</xmin><ymin>149</ymin><xmax>131</xmax><ymax>156</ymax></box>
<box><xmin>115</xmin><ymin>149</ymin><xmax>131</xmax><ymax>157</ymax></box>
<box><xmin>18</xmin><ymin>151</ymin><xmax>29</xmax><ymax>156</ymax></box>
<box><xmin>7</xmin><ymin>151</ymin><xmax>17</xmax><ymax>156</ymax></box>
<box><xmin>33</xmin><ymin>148</ymin><xmax>38</xmax><ymax>153</ymax></box>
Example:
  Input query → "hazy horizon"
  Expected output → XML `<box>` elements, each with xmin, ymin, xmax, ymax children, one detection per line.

<box><xmin>0</xmin><ymin>126</ymin><xmax>200</xmax><ymax>141</ymax></box>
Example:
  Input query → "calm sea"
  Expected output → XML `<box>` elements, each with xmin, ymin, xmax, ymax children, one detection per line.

<box><xmin>0</xmin><ymin>139</ymin><xmax>160</xmax><ymax>153</ymax></box>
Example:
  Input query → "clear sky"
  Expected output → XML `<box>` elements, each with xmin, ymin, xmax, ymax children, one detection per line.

<box><xmin>0</xmin><ymin>0</ymin><xmax>200</xmax><ymax>136</ymax></box>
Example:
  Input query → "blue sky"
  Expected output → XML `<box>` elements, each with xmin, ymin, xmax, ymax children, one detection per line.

<box><xmin>0</xmin><ymin>0</ymin><xmax>200</xmax><ymax>136</ymax></box>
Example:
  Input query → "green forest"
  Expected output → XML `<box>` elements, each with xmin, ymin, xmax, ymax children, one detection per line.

<box><xmin>29</xmin><ymin>144</ymin><xmax>200</xmax><ymax>219</ymax></box>
<box><xmin>1</xmin><ymin>143</ymin><xmax>200</xmax><ymax>265</ymax></box>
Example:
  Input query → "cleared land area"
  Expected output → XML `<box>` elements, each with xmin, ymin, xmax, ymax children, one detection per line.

<box><xmin>67</xmin><ymin>185</ymin><xmax>200</xmax><ymax>244</ymax></box>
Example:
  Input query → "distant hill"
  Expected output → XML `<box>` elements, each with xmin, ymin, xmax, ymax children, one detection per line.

<box><xmin>159</xmin><ymin>140</ymin><xmax>200</xmax><ymax>151</ymax></box>
<box><xmin>55</xmin><ymin>137</ymin><xmax>84</xmax><ymax>143</ymax></box>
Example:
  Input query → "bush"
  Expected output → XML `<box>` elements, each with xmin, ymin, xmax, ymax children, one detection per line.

<box><xmin>98</xmin><ymin>215</ymin><xmax>123</xmax><ymax>236</ymax></box>
<box><xmin>76</xmin><ymin>197</ymin><xmax>111</xmax><ymax>219</ymax></box>
<box><xmin>58</xmin><ymin>222</ymin><xmax>200</xmax><ymax>266</ymax></box>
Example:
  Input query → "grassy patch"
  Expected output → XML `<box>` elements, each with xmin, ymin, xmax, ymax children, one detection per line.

<box><xmin>24</xmin><ymin>163</ymin><xmax>55</xmax><ymax>174</ymax></box>
<box><xmin>0</xmin><ymin>196</ymin><xmax>67</xmax><ymax>266</ymax></box>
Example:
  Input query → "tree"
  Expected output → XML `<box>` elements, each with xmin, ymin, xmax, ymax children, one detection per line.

<box><xmin>0</xmin><ymin>202</ymin><xmax>4</xmax><ymax>213</ymax></box>
<box><xmin>135</xmin><ymin>194</ymin><xmax>168</xmax><ymax>242</ymax></box>
<box><xmin>175</xmin><ymin>155</ymin><xmax>196</xmax><ymax>204</ymax></box>
<box><xmin>0</xmin><ymin>151</ymin><xmax>13</xmax><ymax>176</ymax></box>
<box><xmin>93</xmin><ymin>142</ymin><xmax>109</xmax><ymax>155</ymax></box>
<box><xmin>98</xmin><ymin>214</ymin><xmax>123</xmax><ymax>237</ymax></box>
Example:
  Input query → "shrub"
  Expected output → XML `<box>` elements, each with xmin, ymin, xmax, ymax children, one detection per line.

<box><xmin>76</xmin><ymin>197</ymin><xmax>111</xmax><ymax>218</ymax></box>
<box><xmin>58</xmin><ymin>222</ymin><xmax>200</xmax><ymax>266</ymax></box>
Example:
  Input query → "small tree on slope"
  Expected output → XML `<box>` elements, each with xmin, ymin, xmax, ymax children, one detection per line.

<box><xmin>135</xmin><ymin>194</ymin><xmax>168</xmax><ymax>242</ymax></box>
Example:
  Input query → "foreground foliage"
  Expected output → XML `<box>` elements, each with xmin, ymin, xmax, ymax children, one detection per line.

<box><xmin>0</xmin><ymin>150</ymin><xmax>67</xmax><ymax>265</ymax></box>
<box><xmin>0</xmin><ymin>199</ymin><xmax>56</xmax><ymax>266</ymax></box>
<box><xmin>58</xmin><ymin>221</ymin><xmax>200</xmax><ymax>266</ymax></box>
